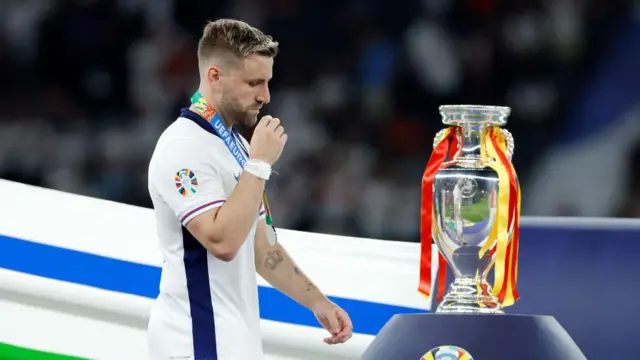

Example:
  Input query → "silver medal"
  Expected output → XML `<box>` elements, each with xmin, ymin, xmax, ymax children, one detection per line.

<box><xmin>266</xmin><ymin>225</ymin><xmax>278</xmax><ymax>245</ymax></box>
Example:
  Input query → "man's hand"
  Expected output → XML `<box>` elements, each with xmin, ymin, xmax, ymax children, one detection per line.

<box><xmin>250</xmin><ymin>115</ymin><xmax>287</xmax><ymax>165</ymax></box>
<box><xmin>311</xmin><ymin>299</ymin><xmax>353</xmax><ymax>345</ymax></box>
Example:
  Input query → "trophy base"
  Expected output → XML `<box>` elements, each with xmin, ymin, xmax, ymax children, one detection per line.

<box><xmin>436</xmin><ymin>300</ymin><xmax>503</xmax><ymax>314</ymax></box>
<box><xmin>361</xmin><ymin>314</ymin><xmax>587</xmax><ymax>360</ymax></box>
<box><xmin>436</xmin><ymin>277</ymin><xmax>503</xmax><ymax>314</ymax></box>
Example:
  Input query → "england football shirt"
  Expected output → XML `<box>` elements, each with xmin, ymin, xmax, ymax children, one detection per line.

<box><xmin>146</xmin><ymin>108</ymin><xmax>266</xmax><ymax>360</ymax></box>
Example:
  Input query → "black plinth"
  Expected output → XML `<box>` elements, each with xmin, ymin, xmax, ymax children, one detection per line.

<box><xmin>361</xmin><ymin>314</ymin><xmax>586</xmax><ymax>360</ymax></box>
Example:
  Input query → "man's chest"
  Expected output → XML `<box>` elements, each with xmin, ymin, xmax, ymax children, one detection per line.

<box><xmin>209</xmin><ymin>143</ymin><xmax>248</xmax><ymax>188</ymax></box>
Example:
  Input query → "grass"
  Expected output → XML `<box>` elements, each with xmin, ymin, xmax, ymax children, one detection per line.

<box><xmin>444</xmin><ymin>196</ymin><xmax>491</xmax><ymax>224</ymax></box>
<box><xmin>0</xmin><ymin>343</ymin><xmax>86</xmax><ymax>360</ymax></box>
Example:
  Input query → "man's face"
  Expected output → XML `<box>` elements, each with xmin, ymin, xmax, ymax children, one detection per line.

<box><xmin>220</xmin><ymin>54</ymin><xmax>273</xmax><ymax>127</ymax></box>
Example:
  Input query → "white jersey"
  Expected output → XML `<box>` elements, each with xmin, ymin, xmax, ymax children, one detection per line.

<box><xmin>146</xmin><ymin>108</ymin><xmax>266</xmax><ymax>360</ymax></box>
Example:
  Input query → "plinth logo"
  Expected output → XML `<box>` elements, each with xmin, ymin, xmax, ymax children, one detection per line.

<box><xmin>421</xmin><ymin>345</ymin><xmax>474</xmax><ymax>360</ymax></box>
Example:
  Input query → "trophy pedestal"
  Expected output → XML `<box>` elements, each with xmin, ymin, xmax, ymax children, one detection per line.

<box><xmin>361</xmin><ymin>313</ymin><xmax>587</xmax><ymax>360</ymax></box>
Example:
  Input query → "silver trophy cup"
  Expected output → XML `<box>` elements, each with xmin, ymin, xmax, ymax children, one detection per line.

<box><xmin>432</xmin><ymin>105</ymin><xmax>516</xmax><ymax>314</ymax></box>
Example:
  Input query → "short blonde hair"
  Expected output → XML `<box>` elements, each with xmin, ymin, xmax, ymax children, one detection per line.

<box><xmin>197</xmin><ymin>19</ymin><xmax>279</xmax><ymax>65</ymax></box>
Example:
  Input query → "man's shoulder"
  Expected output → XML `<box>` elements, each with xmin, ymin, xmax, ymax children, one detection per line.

<box><xmin>150</xmin><ymin>119</ymin><xmax>222</xmax><ymax>166</ymax></box>
<box><xmin>156</xmin><ymin>117</ymin><xmax>222</xmax><ymax>148</ymax></box>
<box><xmin>159</xmin><ymin>117</ymin><xmax>207</xmax><ymax>142</ymax></box>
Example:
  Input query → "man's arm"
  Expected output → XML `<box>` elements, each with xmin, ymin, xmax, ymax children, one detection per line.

<box><xmin>254</xmin><ymin>221</ymin><xmax>353</xmax><ymax>344</ymax></box>
<box><xmin>253</xmin><ymin>220</ymin><xmax>327</xmax><ymax>309</ymax></box>
<box><xmin>185</xmin><ymin>114</ymin><xmax>286</xmax><ymax>261</ymax></box>
<box><xmin>187</xmin><ymin>173</ymin><xmax>265</xmax><ymax>261</ymax></box>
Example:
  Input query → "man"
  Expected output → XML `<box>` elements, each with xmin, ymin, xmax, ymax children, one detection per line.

<box><xmin>146</xmin><ymin>19</ymin><xmax>353</xmax><ymax>360</ymax></box>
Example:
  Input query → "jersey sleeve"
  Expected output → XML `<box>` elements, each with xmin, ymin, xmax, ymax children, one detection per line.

<box><xmin>150</xmin><ymin>140</ymin><xmax>228</xmax><ymax>226</ymax></box>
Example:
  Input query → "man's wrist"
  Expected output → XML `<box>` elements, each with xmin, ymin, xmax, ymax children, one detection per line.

<box><xmin>244</xmin><ymin>159</ymin><xmax>272</xmax><ymax>180</ymax></box>
<box><xmin>308</xmin><ymin>294</ymin><xmax>332</xmax><ymax>312</ymax></box>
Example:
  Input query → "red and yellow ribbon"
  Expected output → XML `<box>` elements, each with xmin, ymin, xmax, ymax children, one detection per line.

<box><xmin>419</xmin><ymin>127</ymin><xmax>460</xmax><ymax>303</ymax></box>
<box><xmin>479</xmin><ymin>127</ymin><xmax>521</xmax><ymax>307</ymax></box>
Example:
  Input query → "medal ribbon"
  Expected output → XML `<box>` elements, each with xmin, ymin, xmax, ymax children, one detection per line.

<box><xmin>190</xmin><ymin>91</ymin><xmax>274</xmax><ymax>226</ymax></box>
<box><xmin>478</xmin><ymin>127</ymin><xmax>520</xmax><ymax>306</ymax></box>
<box><xmin>419</xmin><ymin>127</ymin><xmax>461</xmax><ymax>303</ymax></box>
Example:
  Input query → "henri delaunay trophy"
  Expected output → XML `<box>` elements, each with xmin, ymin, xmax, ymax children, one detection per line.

<box><xmin>425</xmin><ymin>105</ymin><xmax>520</xmax><ymax>314</ymax></box>
<box><xmin>361</xmin><ymin>105</ymin><xmax>587</xmax><ymax>360</ymax></box>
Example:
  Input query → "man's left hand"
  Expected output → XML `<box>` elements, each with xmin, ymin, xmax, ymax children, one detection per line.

<box><xmin>312</xmin><ymin>299</ymin><xmax>353</xmax><ymax>345</ymax></box>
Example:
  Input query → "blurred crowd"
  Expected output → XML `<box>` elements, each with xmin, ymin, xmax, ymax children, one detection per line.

<box><xmin>1</xmin><ymin>0</ymin><xmax>639</xmax><ymax>242</ymax></box>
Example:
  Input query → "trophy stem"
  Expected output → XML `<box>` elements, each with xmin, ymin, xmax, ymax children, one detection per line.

<box><xmin>436</xmin><ymin>276</ymin><xmax>504</xmax><ymax>314</ymax></box>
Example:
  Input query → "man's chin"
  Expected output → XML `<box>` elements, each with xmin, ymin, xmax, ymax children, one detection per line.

<box><xmin>245</xmin><ymin>113</ymin><xmax>259</xmax><ymax>127</ymax></box>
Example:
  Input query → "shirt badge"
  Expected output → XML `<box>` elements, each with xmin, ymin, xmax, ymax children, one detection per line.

<box><xmin>175</xmin><ymin>168</ymin><xmax>198</xmax><ymax>197</ymax></box>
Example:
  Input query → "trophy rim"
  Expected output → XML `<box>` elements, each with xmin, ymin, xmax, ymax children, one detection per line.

<box><xmin>439</xmin><ymin>104</ymin><xmax>511</xmax><ymax>126</ymax></box>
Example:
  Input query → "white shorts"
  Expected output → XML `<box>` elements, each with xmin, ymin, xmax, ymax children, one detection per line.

<box><xmin>146</xmin><ymin>297</ymin><xmax>264</xmax><ymax>360</ymax></box>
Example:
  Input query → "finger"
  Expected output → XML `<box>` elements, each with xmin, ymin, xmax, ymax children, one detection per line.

<box><xmin>337</xmin><ymin>309</ymin><xmax>353</xmax><ymax>331</ymax></box>
<box><xmin>259</xmin><ymin>115</ymin><xmax>272</xmax><ymax>127</ymax></box>
<box><xmin>335</xmin><ymin>328</ymin><xmax>352</xmax><ymax>343</ymax></box>
<box><xmin>323</xmin><ymin>333</ymin><xmax>341</xmax><ymax>344</ymax></box>
<box><xmin>324</xmin><ymin>336</ymin><xmax>338</xmax><ymax>345</ymax></box>
<box><xmin>331</xmin><ymin>325</ymin><xmax>352</xmax><ymax>343</ymax></box>
<box><xmin>325</xmin><ymin>312</ymin><xmax>340</xmax><ymax>335</ymax></box>
<box><xmin>281</xmin><ymin>133</ymin><xmax>288</xmax><ymax>144</ymax></box>
<box><xmin>267</xmin><ymin>117</ymin><xmax>280</xmax><ymax>129</ymax></box>
<box><xmin>325</xmin><ymin>331</ymin><xmax>350</xmax><ymax>345</ymax></box>
<box><xmin>330</xmin><ymin>310</ymin><xmax>352</xmax><ymax>343</ymax></box>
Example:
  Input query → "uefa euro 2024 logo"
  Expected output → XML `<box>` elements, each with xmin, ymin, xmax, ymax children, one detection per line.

<box><xmin>175</xmin><ymin>168</ymin><xmax>198</xmax><ymax>197</ymax></box>
<box><xmin>421</xmin><ymin>345</ymin><xmax>474</xmax><ymax>360</ymax></box>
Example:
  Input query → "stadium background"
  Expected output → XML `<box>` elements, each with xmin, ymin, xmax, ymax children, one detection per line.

<box><xmin>1</xmin><ymin>0</ymin><xmax>639</xmax><ymax>359</ymax></box>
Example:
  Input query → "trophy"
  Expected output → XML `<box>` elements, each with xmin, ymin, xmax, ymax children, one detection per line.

<box><xmin>361</xmin><ymin>105</ymin><xmax>587</xmax><ymax>360</ymax></box>
<box><xmin>418</xmin><ymin>104</ymin><xmax>521</xmax><ymax>314</ymax></box>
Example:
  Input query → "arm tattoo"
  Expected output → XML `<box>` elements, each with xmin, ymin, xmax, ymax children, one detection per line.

<box><xmin>294</xmin><ymin>266</ymin><xmax>317</xmax><ymax>292</ymax></box>
<box><xmin>264</xmin><ymin>250</ymin><xmax>284</xmax><ymax>270</ymax></box>
<box><xmin>305</xmin><ymin>279</ymin><xmax>317</xmax><ymax>292</ymax></box>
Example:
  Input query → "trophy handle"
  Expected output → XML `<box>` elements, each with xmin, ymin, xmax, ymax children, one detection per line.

<box><xmin>432</xmin><ymin>129</ymin><xmax>449</xmax><ymax>149</ymax></box>
<box><xmin>433</xmin><ymin>128</ymin><xmax>514</xmax><ymax>161</ymax></box>
<box><xmin>501</xmin><ymin>128</ymin><xmax>515</xmax><ymax>161</ymax></box>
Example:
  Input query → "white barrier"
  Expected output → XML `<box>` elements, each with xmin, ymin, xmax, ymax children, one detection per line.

<box><xmin>0</xmin><ymin>180</ymin><xmax>430</xmax><ymax>359</ymax></box>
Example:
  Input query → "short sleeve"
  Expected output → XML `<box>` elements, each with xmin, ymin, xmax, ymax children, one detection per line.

<box><xmin>150</xmin><ymin>139</ymin><xmax>228</xmax><ymax>226</ymax></box>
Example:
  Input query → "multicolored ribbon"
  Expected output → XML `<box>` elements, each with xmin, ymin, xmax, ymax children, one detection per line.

<box><xmin>419</xmin><ymin>127</ymin><xmax>461</xmax><ymax>303</ymax></box>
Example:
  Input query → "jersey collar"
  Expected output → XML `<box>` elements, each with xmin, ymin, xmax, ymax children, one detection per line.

<box><xmin>180</xmin><ymin>108</ymin><xmax>219</xmax><ymax>138</ymax></box>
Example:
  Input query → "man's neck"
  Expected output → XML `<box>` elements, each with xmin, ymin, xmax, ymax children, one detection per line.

<box><xmin>189</xmin><ymin>89</ymin><xmax>233</xmax><ymax>130</ymax></box>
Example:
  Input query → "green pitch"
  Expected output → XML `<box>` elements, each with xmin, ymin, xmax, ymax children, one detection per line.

<box><xmin>0</xmin><ymin>343</ymin><xmax>85</xmax><ymax>360</ymax></box>
<box><xmin>444</xmin><ymin>196</ymin><xmax>491</xmax><ymax>225</ymax></box>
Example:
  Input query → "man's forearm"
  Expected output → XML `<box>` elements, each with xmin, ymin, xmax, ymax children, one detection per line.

<box><xmin>256</xmin><ymin>242</ymin><xmax>327</xmax><ymax>310</ymax></box>
<box><xmin>212</xmin><ymin>172</ymin><xmax>265</xmax><ymax>250</ymax></box>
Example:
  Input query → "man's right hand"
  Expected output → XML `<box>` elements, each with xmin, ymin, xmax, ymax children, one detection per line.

<box><xmin>250</xmin><ymin>115</ymin><xmax>288</xmax><ymax>165</ymax></box>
